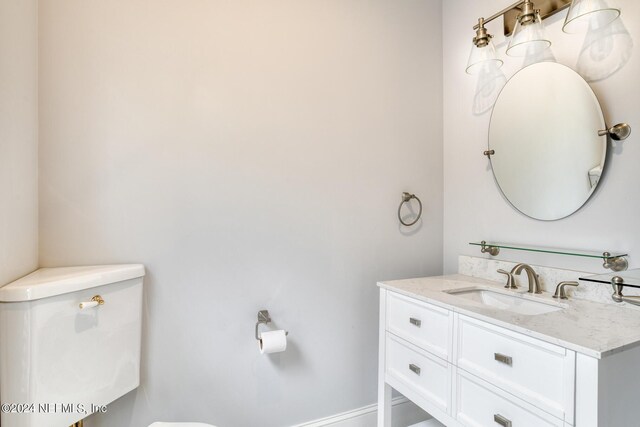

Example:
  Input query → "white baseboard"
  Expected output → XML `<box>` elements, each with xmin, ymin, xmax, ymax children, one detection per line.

<box><xmin>291</xmin><ymin>397</ymin><xmax>430</xmax><ymax>427</ymax></box>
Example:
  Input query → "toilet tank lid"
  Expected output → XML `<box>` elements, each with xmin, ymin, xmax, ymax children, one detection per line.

<box><xmin>0</xmin><ymin>264</ymin><xmax>145</xmax><ymax>302</ymax></box>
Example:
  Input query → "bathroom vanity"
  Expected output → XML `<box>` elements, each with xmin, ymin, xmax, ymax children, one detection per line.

<box><xmin>377</xmin><ymin>274</ymin><xmax>640</xmax><ymax>427</ymax></box>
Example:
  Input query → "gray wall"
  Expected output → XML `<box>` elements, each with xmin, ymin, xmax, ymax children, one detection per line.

<box><xmin>0</xmin><ymin>0</ymin><xmax>38</xmax><ymax>286</ymax></box>
<box><xmin>38</xmin><ymin>1</ymin><xmax>443</xmax><ymax>426</ymax></box>
<box><xmin>443</xmin><ymin>0</ymin><xmax>640</xmax><ymax>273</ymax></box>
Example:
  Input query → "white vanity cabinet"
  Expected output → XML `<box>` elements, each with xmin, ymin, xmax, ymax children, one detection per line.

<box><xmin>378</xmin><ymin>288</ymin><xmax>640</xmax><ymax>427</ymax></box>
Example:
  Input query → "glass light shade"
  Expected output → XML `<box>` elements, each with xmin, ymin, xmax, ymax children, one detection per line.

<box><xmin>466</xmin><ymin>40</ymin><xmax>503</xmax><ymax>75</ymax></box>
<box><xmin>563</xmin><ymin>0</ymin><xmax>620</xmax><ymax>34</ymax></box>
<box><xmin>506</xmin><ymin>11</ymin><xmax>551</xmax><ymax>57</ymax></box>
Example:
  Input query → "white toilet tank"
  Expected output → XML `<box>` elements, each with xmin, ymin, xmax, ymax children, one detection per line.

<box><xmin>0</xmin><ymin>264</ymin><xmax>145</xmax><ymax>427</ymax></box>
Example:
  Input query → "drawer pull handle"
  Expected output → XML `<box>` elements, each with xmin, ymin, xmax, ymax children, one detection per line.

<box><xmin>494</xmin><ymin>414</ymin><xmax>512</xmax><ymax>427</ymax></box>
<box><xmin>409</xmin><ymin>318</ymin><xmax>422</xmax><ymax>327</ymax></box>
<box><xmin>494</xmin><ymin>353</ymin><xmax>513</xmax><ymax>366</ymax></box>
<box><xmin>409</xmin><ymin>364</ymin><xmax>421</xmax><ymax>375</ymax></box>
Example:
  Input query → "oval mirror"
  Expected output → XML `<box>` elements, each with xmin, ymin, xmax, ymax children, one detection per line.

<box><xmin>489</xmin><ymin>62</ymin><xmax>607</xmax><ymax>221</ymax></box>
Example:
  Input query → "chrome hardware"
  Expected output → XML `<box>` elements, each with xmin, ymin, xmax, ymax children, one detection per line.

<box><xmin>398</xmin><ymin>192</ymin><xmax>423</xmax><ymax>227</ymax></box>
<box><xmin>599</xmin><ymin>123</ymin><xmax>631</xmax><ymax>141</ymax></box>
<box><xmin>553</xmin><ymin>281</ymin><xmax>579</xmax><ymax>299</ymax></box>
<box><xmin>255</xmin><ymin>310</ymin><xmax>289</xmax><ymax>340</ymax></box>
<box><xmin>497</xmin><ymin>269</ymin><xmax>517</xmax><ymax>289</ymax></box>
<box><xmin>611</xmin><ymin>277</ymin><xmax>640</xmax><ymax>306</ymax></box>
<box><xmin>494</xmin><ymin>414</ymin><xmax>512</xmax><ymax>427</ymax></box>
<box><xmin>409</xmin><ymin>364</ymin><xmax>421</xmax><ymax>375</ymax></box>
<box><xmin>602</xmin><ymin>252</ymin><xmax>628</xmax><ymax>272</ymax></box>
<box><xmin>481</xmin><ymin>241</ymin><xmax>500</xmax><ymax>256</ymax></box>
<box><xmin>511</xmin><ymin>263</ymin><xmax>542</xmax><ymax>294</ymax></box>
<box><xmin>494</xmin><ymin>353</ymin><xmax>513</xmax><ymax>366</ymax></box>
<box><xmin>484</xmin><ymin>149</ymin><xmax>495</xmax><ymax>158</ymax></box>
<box><xmin>409</xmin><ymin>318</ymin><xmax>422</xmax><ymax>327</ymax></box>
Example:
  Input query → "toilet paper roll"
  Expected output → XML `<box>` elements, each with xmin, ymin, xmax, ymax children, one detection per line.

<box><xmin>258</xmin><ymin>330</ymin><xmax>287</xmax><ymax>354</ymax></box>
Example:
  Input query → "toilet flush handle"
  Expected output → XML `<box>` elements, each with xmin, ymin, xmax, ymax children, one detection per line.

<box><xmin>79</xmin><ymin>295</ymin><xmax>105</xmax><ymax>310</ymax></box>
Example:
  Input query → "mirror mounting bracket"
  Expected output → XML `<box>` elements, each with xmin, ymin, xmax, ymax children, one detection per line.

<box><xmin>598</xmin><ymin>123</ymin><xmax>631</xmax><ymax>141</ymax></box>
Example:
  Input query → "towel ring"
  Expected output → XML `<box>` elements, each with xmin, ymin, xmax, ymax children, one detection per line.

<box><xmin>398</xmin><ymin>192</ymin><xmax>422</xmax><ymax>227</ymax></box>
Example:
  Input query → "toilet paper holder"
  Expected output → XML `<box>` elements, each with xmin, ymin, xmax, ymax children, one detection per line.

<box><xmin>255</xmin><ymin>310</ymin><xmax>289</xmax><ymax>340</ymax></box>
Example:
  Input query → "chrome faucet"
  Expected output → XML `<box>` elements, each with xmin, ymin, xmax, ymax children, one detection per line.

<box><xmin>510</xmin><ymin>263</ymin><xmax>542</xmax><ymax>294</ymax></box>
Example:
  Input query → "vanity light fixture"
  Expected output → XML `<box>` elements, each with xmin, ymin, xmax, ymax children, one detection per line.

<box><xmin>466</xmin><ymin>0</ymin><xmax>623</xmax><ymax>72</ymax></box>
<box><xmin>466</xmin><ymin>18</ymin><xmax>504</xmax><ymax>75</ymax></box>
<box><xmin>563</xmin><ymin>0</ymin><xmax>621</xmax><ymax>34</ymax></box>
<box><xmin>506</xmin><ymin>1</ymin><xmax>551</xmax><ymax>57</ymax></box>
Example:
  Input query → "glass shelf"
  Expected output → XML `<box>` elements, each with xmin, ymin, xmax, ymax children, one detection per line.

<box><xmin>469</xmin><ymin>241</ymin><xmax>627</xmax><ymax>260</ymax></box>
<box><xmin>580</xmin><ymin>269</ymin><xmax>640</xmax><ymax>289</ymax></box>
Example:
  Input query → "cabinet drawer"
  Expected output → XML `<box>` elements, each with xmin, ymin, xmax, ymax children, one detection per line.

<box><xmin>387</xmin><ymin>292</ymin><xmax>452</xmax><ymax>361</ymax></box>
<box><xmin>455</xmin><ymin>369</ymin><xmax>563</xmax><ymax>427</ymax></box>
<box><xmin>455</xmin><ymin>315</ymin><xmax>574</xmax><ymax>422</ymax></box>
<box><xmin>386</xmin><ymin>334</ymin><xmax>451</xmax><ymax>414</ymax></box>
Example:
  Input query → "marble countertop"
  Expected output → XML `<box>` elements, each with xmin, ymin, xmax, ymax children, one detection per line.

<box><xmin>379</xmin><ymin>274</ymin><xmax>640</xmax><ymax>359</ymax></box>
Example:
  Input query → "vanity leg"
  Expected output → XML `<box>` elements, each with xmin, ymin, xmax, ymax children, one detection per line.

<box><xmin>378</xmin><ymin>289</ymin><xmax>391</xmax><ymax>426</ymax></box>
<box><xmin>377</xmin><ymin>383</ymin><xmax>392</xmax><ymax>427</ymax></box>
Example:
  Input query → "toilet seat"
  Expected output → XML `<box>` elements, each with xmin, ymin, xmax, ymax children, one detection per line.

<box><xmin>149</xmin><ymin>423</ymin><xmax>216</xmax><ymax>427</ymax></box>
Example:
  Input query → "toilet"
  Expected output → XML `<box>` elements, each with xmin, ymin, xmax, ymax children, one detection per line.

<box><xmin>0</xmin><ymin>264</ymin><xmax>145</xmax><ymax>426</ymax></box>
<box><xmin>0</xmin><ymin>264</ymin><xmax>216</xmax><ymax>427</ymax></box>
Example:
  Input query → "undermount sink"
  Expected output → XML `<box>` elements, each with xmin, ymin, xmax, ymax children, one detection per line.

<box><xmin>445</xmin><ymin>287</ymin><xmax>565</xmax><ymax>315</ymax></box>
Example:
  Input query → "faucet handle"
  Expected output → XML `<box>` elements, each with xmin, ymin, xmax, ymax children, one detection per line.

<box><xmin>553</xmin><ymin>281</ymin><xmax>579</xmax><ymax>300</ymax></box>
<box><xmin>497</xmin><ymin>269</ymin><xmax>517</xmax><ymax>289</ymax></box>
